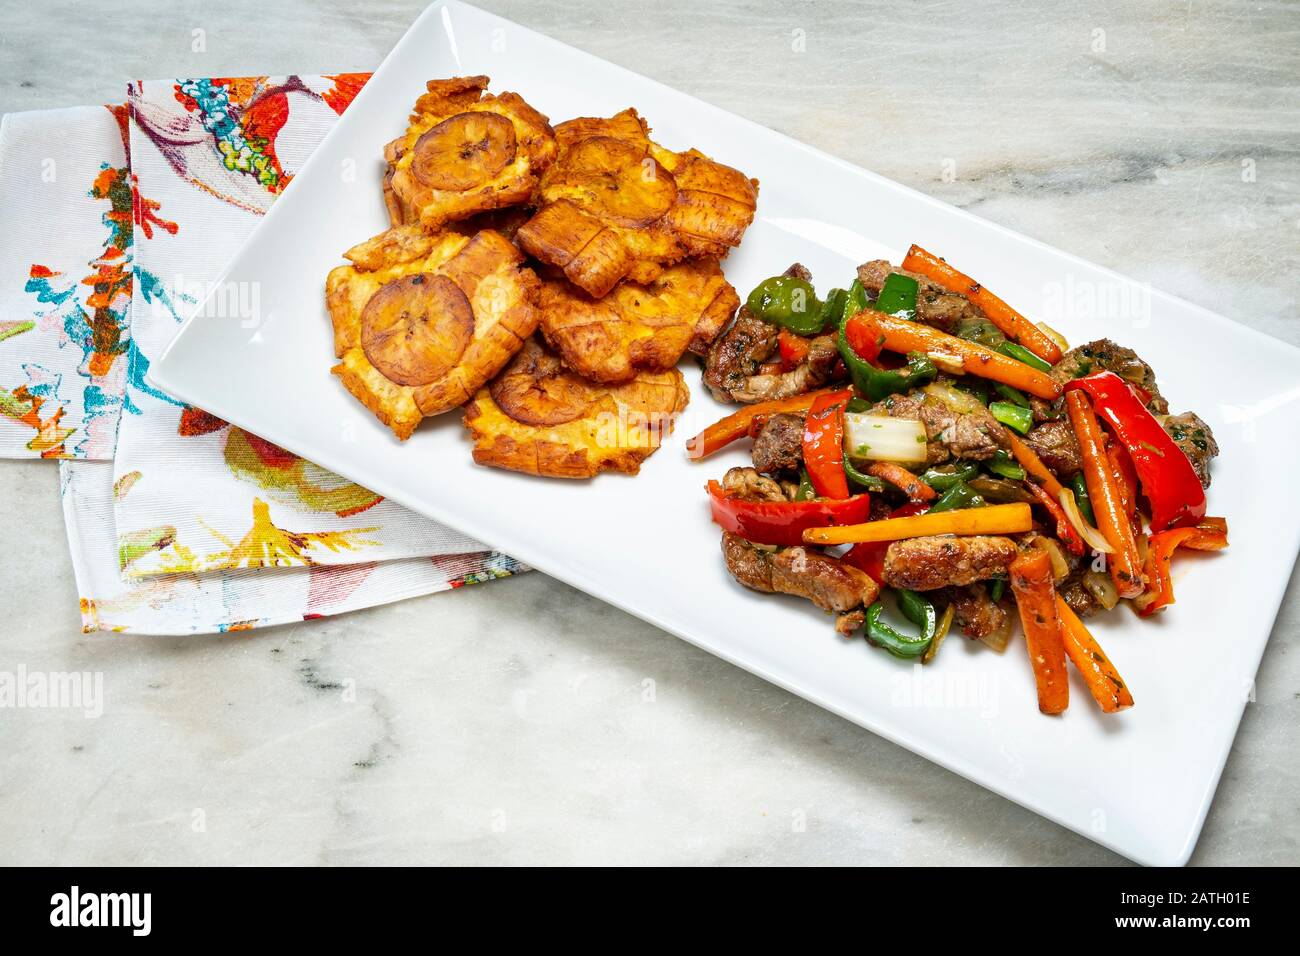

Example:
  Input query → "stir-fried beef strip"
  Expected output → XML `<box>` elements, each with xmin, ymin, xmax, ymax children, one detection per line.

<box><xmin>1021</xmin><ymin>419</ymin><xmax>1082</xmax><ymax>476</ymax></box>
<box><xmin>1059</xmin><ymin>571</ymin><xmax>1101</xmax><ymax>619</ymax></box>
<box><xmin>703</xmin><ymin>262</ymin><xmax>843</xmax><ymax>404</ymax></box>
<box><xmin>1049</xmin><ymin>338</ymin><xmax>1167</xmax><ymax>414</ymax></box>
<box><xmin>702</xmin><ymin>309</ymin><xmax>840</xmax><ymax>404</ymax></box>
<box><xmin>721</xmin><ymin>466</ymin><xmax>792</xmax><ymax>501</ymax></box>
<box><xmin>856</xmin><ymin>260</ymin><xmax>981</xmax><ymax>334</ymax></box>
<box><xmin>1160</xmin><ymin>411</ymin><xmax>1219</xmax><ymax>488</ymax></box>
<box><xmin>750</xmin><ymin>412</ymin><xmax>805</xmax><ymax>475</ymax></box>
<box><xmin>869</xmin><ymin>391</ymin><xmax>1008</xmax><ymax>464</ymax></box>
<box><xmin>945</xmin><ymin>584</ymin><xmax>1010</xmax><ymax>640</ymax></box>
<box><xmin>720</xmin><ymin>532</ymin><xmax>881</xmax><ymax>633</ymax></box>
<box><xmin>882</xmin><ymin>535</ymin><xmax>1019</xmax><ymax>591</ymax></box>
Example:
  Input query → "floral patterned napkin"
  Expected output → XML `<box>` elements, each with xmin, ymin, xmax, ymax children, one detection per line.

<box><xmin>1</xmin><ymin>75</ymin><xmax>525</xmax><ymax>634</ymax></box>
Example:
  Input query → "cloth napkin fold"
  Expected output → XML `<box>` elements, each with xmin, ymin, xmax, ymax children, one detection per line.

<box><xmin>1</xmin><ymin>74</ymin><xmax>526</xmax><ymax>634</ymax></box>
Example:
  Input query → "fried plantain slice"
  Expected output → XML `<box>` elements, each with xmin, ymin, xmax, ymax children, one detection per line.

<box><xmin>515</xmin><ymin>108</ymin><xmax>758</xmax><ymax>298</ymax></box>
<box><xmin>463</xmin><ymin>337</ymin><xmax>689</xmax><ymax>478</ymax></box>
<box><xmin>326</xmin><ymin>225</ymin><xmax>540</xmax><ymax>440</ymax></box>
<box><xmin>384</xmin><ymin>76</ymin><xmax>557</xmax><ymax>229</ymax></box>
<box><xmin>537</xmin><ymin>259</ymin><xmax>739</xmax><ymax>384</ymax></box>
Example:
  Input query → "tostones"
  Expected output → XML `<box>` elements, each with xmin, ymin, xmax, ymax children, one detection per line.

<box><xmin>326</xmin><ymin>224</ymin><xmax>539</xmax><ymax>440</ymax></box>
<box><xmin>514</xmin><ymin>108</ymin><xmax>759</xmax><ymax>298</ymax></box>
<box><xmin>463</xmin><ymin>337</ymin><xmax>689</xmax><ymax>478</ymax></box>
<box><xmin>537</xmin><ymin>259</ymin><xmax>739</xmax><ymax>384</ymax></box>
<box><xmin>383</xmin><ymin>76</ymin><xmax>557</xmax><ymax>229</ymax></box>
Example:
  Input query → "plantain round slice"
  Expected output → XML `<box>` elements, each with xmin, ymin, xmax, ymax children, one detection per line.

<box><xmin>488</xmin><ymin>338</ymin><xmax>601</xmax><ymax>426</ymax></box>
<box><xmin>360</xmin><ymin>273</ymin><xmax>473</xmax><ymax>387</ymax></box>
<box><xmin>560</xmin><ymin>136</ymin><xmax>676</xmax><ymax>227</ymax></box>
<box><xmin>412</xmin><ymin>111</ymin><xmax>518</xmax><ymax>192</ymax></box>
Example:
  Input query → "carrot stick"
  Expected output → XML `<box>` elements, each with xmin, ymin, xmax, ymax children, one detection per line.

<box><xmin>853</xmin><ymin>311</ymin><xmax>1062</xmax><ymax>400</ymax></box>
<box><xmin>1064</xmin><ymin>391</ymin><xmax>1144</xmax><ymax>599</ymax></box>
<box><xmin>867</xmin><ymin>462</ymin><xmax>936</xmax><ymax>501</ymax></box>
<box><xmin>1056</xmin><ymin>596</ymin><xmax>1133</xmax><ymax>713</ymax></box>
<box><xmin>901</xmin><ymin>244</ymin><xmax>1063</xmax><ymax>364</ymax></box>
<box><xmin>1005</xmin><ymin>432</ymin><xmax>1065</xmax><ymax>500</ymax></box>
<box><xmin>803</xmin><ymin>502</ymin><xmax>1031</xmax><ymax>546</ymax></box>
<box><xmin>685</xmin><ymin>389</ymin><xmax>839</xmax><ymax>460</ymax></box>
<box><xmin>1106</xmin><ymin>442</ymin><xmax>1138</xmax><ymax>520</ymax></box>
<box><xmin>1009</xmin><ymin>549</ymin><xmax>1069</xmax><ymax>715</ymax></box>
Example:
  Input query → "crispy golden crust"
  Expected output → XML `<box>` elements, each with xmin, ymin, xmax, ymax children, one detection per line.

<box><xmin>537</xmin><ymin>259</ymin><xmax>739</xmax><ymax>384</ymax></box>
<box><xmin>384</xmin><ymin>76</ymin><xmax>557</xmax><ymax>229</ymax></box>
<box><xmin>325</xmin><ymin>225</ymin><xmax>540</xmax><ymax>440</ymax></box>
<box><xmin>515</xmin><ymin>108</ymin><xmax>758</xmax><ymax>297</ymax></box>
<box><xmin>462</xmin><ymin>338</ymin><xmax>689</xmax><ymax>478</ymax></box>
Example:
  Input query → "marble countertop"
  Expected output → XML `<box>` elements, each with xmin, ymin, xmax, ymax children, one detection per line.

<box><xmin>2</xmin><ymin>0</ymin><xmax>1297</xmax><ymax>865</ymax></box>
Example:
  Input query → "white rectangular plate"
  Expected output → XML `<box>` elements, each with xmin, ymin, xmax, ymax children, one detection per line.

<box><xmin>151</xmin><ymin>0</ymin><xmax>1300</xmax><ymax>865</ymax></box>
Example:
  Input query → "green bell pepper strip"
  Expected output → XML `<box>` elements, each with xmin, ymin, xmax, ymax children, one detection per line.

<box><xmin>955</xmin><ymin>315</ymin><xmax>1006</xmax><ymax>348</ymax></box>
<box><xmin>994</xmin><ymin>383</ymin><xmax>1031</xmax><ymax>408</ymax></box>
<box><xmin>842</xmin><ymin>278</ymin><xmax>871</xmax><ymax>321</ymax></box>
<box><xmin>1070</xmin><ymin>471</ymin><xmax>1095</xmax><ymax>524</ymax></box>
<box><xmin>989</xmin><ymin>400</ymin><xmax>1033</xmax><ymax>434</ymax></box>
<box><xmin>843</xmin><ymin>456</ymin><xmax>886</xmax><ymax>493</ymax></box>
<box><xmin>919</xmin><ymin>462</ymin><xmax>979</xmax><ymax>492</ymax></box>
<box><xmin>930</xmin><ymin>480</ymin><xmax>986</xmax><ymax>513</ymax></box>
<box><xmin>874</xmin><ymin>273</ymin><xmax>919</xmax><ymax>320</ymax></box>
<box><xmin>865</xmin><ymin>594</ymin><xmax>935</xmax><ymax>659</ymax></box>
<box><xmin>845</xmin><ymin>397</ymin><xmax>873</xmax><ymax>414</ymax></box>
<box><xmin>986</xmin><ymin>449</ymin><xmax>1026</xmax><ymax>480</ymax></box>
<box><xmin>746</xmin><ymin>276</ymin><xmax>826</xmax><ymax>335</ymax></box>
<box><xmin>997</xmin><ymin>340</ymin><xmax>1054</xmax><ymax>373</ymax></box>
<box><xmin>989</xmin><ymin>577</ymin><xmax>1006</xmax><ymax>602</ymax></box>
<box><xmin>795</xmin><ymin>467</ymin><xmax>816</xmax><ymax>502</ymax></box>
<box><xmin>838</xmin><ymin>313</ymin><xmax>936</xmax><ymax>401</ymax></box>
<box><xmin>819</xmin><ymin>288</ymin><xmax>848</xmax><ymax>331</ymax></box>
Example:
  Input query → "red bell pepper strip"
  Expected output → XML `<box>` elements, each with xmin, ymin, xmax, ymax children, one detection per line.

<box><xmin>1136</xmin><ymin>527</ymin><xmax>1199</xmax><ymax>616</ymax></box>
<box><xmin>1024</xmin><ymin>480</ymin><xmax>1085</xmax><ymax>556</ymax></box>
<box><xmin>802</xmin><ymin>389</ymin><xmax>853</xmax><ymax>499</ymax></box>
<box><xmin>1063</xmin><ymin>372</ymin><xmax>1207</xmax><ymax>531</ymax></box>
<box><xmin>778</xmin><ymin>329</ymin><xmax>811</xmax><ymax>370</ymax></box>
<box><xmin>843</xmin><ymin>314</ymin><xmax>882</xmax><ymax>363</ymax></box>
<box><xmin>1174</xmin><ymin>516</ymin><xmax>1229</xmax><ymax>551</ymax></box>
<box><xmin>706</xmin><ymin>480</ymin><xmax>870</xmax><ymax>547</ymax></box>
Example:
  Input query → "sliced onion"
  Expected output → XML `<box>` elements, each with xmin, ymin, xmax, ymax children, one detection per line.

<box><xmin>843</xmin><ymin>412</ymin><xmax>928</xmax><ymax>464</ymax></box>
<box><xmin>1031</xmin><ymin>535</ymin><xmax>1070</xmax><ymax>583</ymax></box>
<box><xmin>1058</xmin><ymin>488</ymin><xmax>1114</xmax><ymax>554</ymax></box>
<box><xmin>1082</xmin><ymin>570</ymin><xmax>1119</xmax><ymax>611</ymax></box>
<box><xmin>922</xmin><ymin>381</ymin><xmax>982</xmax><ymax>415</ymax></box>
<box><xmin>979</xmin><ymin>616</ymin><xmax>1012</xmax><ymax>653</ymax></box>
<box><xmin>922</xmin><ymin>603</ymin><xmax>955</xmax><ymax>665</ymax></box>
<box><xmin>1037</xmin><ymin>320</ymin><xmax>1069</xmax><ymax>353</ymax></box>
<box><xmin>926</xmin><ymin>350</ymin><xmax>966</xmax><ymax>377</ymax></box>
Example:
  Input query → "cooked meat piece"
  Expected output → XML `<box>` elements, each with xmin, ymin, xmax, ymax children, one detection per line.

<box><xmin>721</xmin><ymin>466</ymin><xmax>788</xmax><ymax>501</ymax></box>
<box><xmin>947</xmin><ymin>584</ymin><xmax>1010</xmax><ymax>639</ymax></box>
<box><xmin>751</xmin><ymin>412</ymin><xmax>805</xmax><ymax>475</ymax></box>
<box><xmin>721</xmin><ymin>531</ymin><xmax>779</xmax><ymax>592</ymax></box>
<box><xmin>740</xmin><ymin>334</ymin><xmax>839</xmax><ymax>403</ymax></box>
<box><xmin>1021</xmin><ymin>419</ymin><xmax>1082</xmax><ymax>477</ymax></box>
<box><xmin>882</xmin><ymin>535</ymin><xmax>1018</xmax><ymax>591</ymax></box>
<box><xmin>783</xmin><ymin>262</ymin><xmax>813</xmax><ymax>283</ymax></box>
<box><xmin>834</xmin><ymin>608</ymin><xmax>866</xmax><ymax>636</ymax></box>
<box><xmin>703</xmin><ymin>307</ymin><xmax>778</xmax><ymax>402</ymax></box>
<box><xmin>870</xmin><ymin>392</ymin><xmax>1008</xmax><ymax>464</ymax></box>
<box><xmin>1059</xmin><ymin>574</ymin><xmax>1101</xmax><ymax>619</ymax></box>
<box><xmin>1160</xmin><ymin>411</ymin><xmax>1219</xmax><ymax>488</ymax></box>
<box><xmin>721</xmin><ymin>532</ymin><xmax>880</xmax><ymax>613</ymax></box>
<box><xmin>1050</xmin><ymin>339</ymin><xmax>1167</xmax><ymax>414</ymax></box>
<box><xmin>857</xmin><ymin>259</ymin><xmax>982</xmax><ymax>334</ymax></box>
